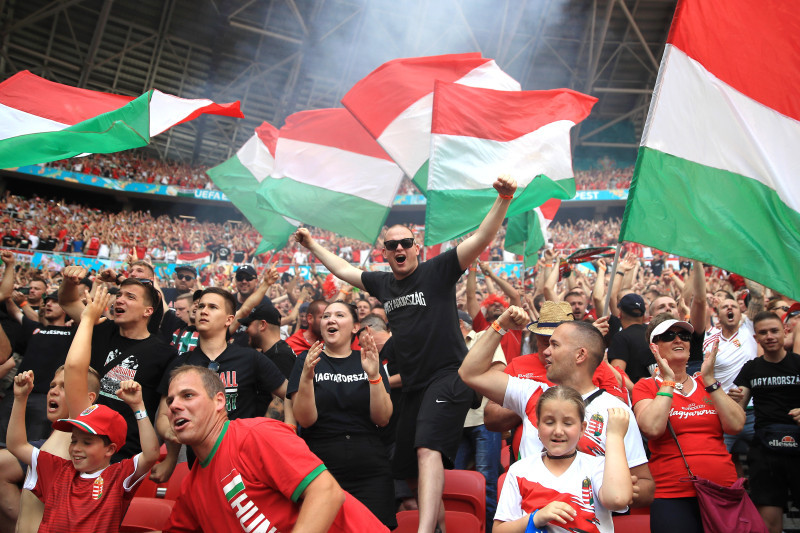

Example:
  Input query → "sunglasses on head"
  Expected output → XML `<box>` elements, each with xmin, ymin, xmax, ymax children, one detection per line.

<box><xmin>176</xmin><ymin>274</ymin><xmax>195</xmax><ymax>281</ymax></box>
<box><xmin>384</xmin><ymin>238</ymin><xmax>415</xmax><ymax>251</ymax></box>
<box><xmin>774</xmin><ymin>305</ymin><xmax>791</xmax><ymax>312</ymax></box>
<box><xmin>235</xmin><ymin>273</ymin><xmax>256</xmax><ymax>282</ymax></box>
<box><xmin>655</xmin><ymin>330</ymin><xmax>692</xmax><ymax>343</ymax></box>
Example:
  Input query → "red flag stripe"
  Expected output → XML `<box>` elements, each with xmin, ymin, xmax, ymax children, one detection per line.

<box><xmin>255</xmin><ymin>122</ymin><xmax>280</xmax><ymax>157</ymax></box>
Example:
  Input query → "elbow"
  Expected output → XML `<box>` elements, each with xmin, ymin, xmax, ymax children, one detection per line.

<box><xmin>458</xmin><ymin>366</ymin><xmax>474</xmax><ymax>387</ymax></box>
<box><xmin>606</xmin><ymin>493</ymin><xmax>632</xmax><ymax>512</ymax></box>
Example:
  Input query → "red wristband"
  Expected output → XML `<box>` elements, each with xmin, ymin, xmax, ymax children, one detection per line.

<box><xmin>499</xmin><ymin>193</ymin><xmax>514</xmax><ymax>200</ymax></box>
<box><xmin>368</xmin><ymin>375</ymin><xmax>382</xmax><ymax>385</ymax></box>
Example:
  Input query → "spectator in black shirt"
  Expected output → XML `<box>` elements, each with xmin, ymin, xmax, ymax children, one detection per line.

<box><xmin>608</xmin><ymin>293</ymin><xmax>652</xmax><ymax>387</ymax></box>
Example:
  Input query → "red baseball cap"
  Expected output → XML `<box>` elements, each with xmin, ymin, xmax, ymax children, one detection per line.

<box><xmin>783</xmin><ymin>303</ymin><xmax>800</xmax><ymax>323</ymax></box>
<box><xmin>53</xmin><ymin>404</ymin><xmax>127</xmax><ymax>450</ymax></box>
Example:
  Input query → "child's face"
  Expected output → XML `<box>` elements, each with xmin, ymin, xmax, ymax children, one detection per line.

<box><xmin>537</xmin><ymin>399</ymin><xmax>586</xmax><ymax>457</ymax></box>
<box><xmin>69</xmin><ymin>429</ymin><xmax>115</xmax><ymax>474</ymax></box>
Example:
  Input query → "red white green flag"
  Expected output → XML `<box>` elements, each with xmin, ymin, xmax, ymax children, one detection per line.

<box><xmin>619</xmin><ymin>0</ymin><xmax>800</xmax><ymax>299</ymax></box>
<box><xmin>341</xmin><ymin>53</ymin><xmax>520</xmax><ymax>194</ymax></box>
<box><xmin>505</xmin><ymin>199</ymin><xmax>562</xmax><ymax>267</ymax></box>
<box><xmin>0</xmin><ymin>70</ymin><xmax>243</xmax><ymax>169</ymax></box>
<box><xmin>425</xmin><ymin>81</ymin><xmax>595</xmax><ymax>244</ymax></box>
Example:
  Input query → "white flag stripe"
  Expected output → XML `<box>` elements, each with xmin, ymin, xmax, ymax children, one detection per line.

<box><xmin>149</xmin><ymin>90</ymin><xmax>221</xmax><ymax>137</ymax></box>
<box><xmin>643</xmin><ymin>45</ymin><xmax>800</xmax><ymax>211</ymax></box>
<box><xmin>273</xmin><ymin>138</ymin><xmax>404</xmax><ymax>206</ymax></box>
<box><xmin>0</xmin><ymin>103</ymin><xmax>68</xmax><ymax>140</ymax></box>
<box><xmin>377</xmin><ymin>93</ymin><xmax>434</xmax><ymax>177</ymax></box>
<box><xmin>428</xmin><ymin>121</ymin><xmax>577</xmax><ymax>191</ymax></box>
<box><xmin>237</xmin><ymin>135</ymin><xmax>274</xmax><ymax>183</ymax></box>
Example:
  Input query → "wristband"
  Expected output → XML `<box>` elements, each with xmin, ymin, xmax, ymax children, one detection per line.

<box><xmin>498</xmin><ymin>193</ymin><xmax>514</xmax><ymax>200</ymax></box>
<box><xmin>286</xmin><ymin>423</ymin><xmax>297</xmax><ymax>432</ymax></box>
<box><xmin>134</xmin><ymin>410</ymin><xmax>148</xmax><ymax>420</ymax></box>
<box><xmin>615</xmin><ymin>271</ymin><xmax>625</xmax><ymax>276</ymax></box>
<box><xmin>704</xmin><ymin>381</ymin><xmax>722</xmax><ymax>393</ymax></box>
<box><xmin>526</xmin><ymin>510</ymin><xmax>546</xmax><ymax>533</ymax></box>
<box><xmin>19</xmin><ymin>300</ymin><xmax>27</xmax><ymax>307</ymax></box>
<box><xmin>368</xmin><ymin>375</ymin><xmax>382</xmax><ymax>385</ymax></box>
<box><xmin>656</xmin><ymin>392</ymin><xmax>673</xmax><ymax>399</ymax></box>
<box><xmin>490</xmin><ymin>320</ymin><xmax>507</xmax><ymax>336</ymax></box>
<box><xmin>661</xmin><ymin>380</ymin><xmax>676</xmax><ymax>389</ymax></box>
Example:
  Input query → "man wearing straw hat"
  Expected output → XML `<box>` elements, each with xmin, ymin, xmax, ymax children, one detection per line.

<box><xmin>461</xmin><ymin>304</ymin><xmax>654</xmax><ymax>507</ymax></box>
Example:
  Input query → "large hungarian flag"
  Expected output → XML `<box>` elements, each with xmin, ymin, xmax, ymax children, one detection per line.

<box><xmin>619</xmin><ymin>0</ymin><xmax>800</xmax><ymax>299</ymax></box>
<box><xmin>505</xmin><ymin>199</ymin><xmax>562</xmax><ymax>267</ymax></box>
<box><xmin>0</xmin><ymin>70</ymin><xmax>243</xmax><ymax>169</ymax></box>
<box><xmin>255</xmin><ymin>108</ymin><xmax>405</xmax><ymax>244</ymax></box>
<box><xmin>206</xmin><ymin>124</ymin><xmax>299</xmax><ymax>253</ymax></box>
<box><xmin>341</xmin><ymin>53</ymin><xmax>520</xmax><ymax>193</ymax></box>
<box><xmin>425</xmin><ymin>81</ymin><xmax>595</xmax><ymax>244</ymax></box>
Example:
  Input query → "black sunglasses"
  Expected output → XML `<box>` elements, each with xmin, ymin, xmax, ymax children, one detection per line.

<box><xmin>774</xmin><ymin>305</ymin><xmax>791</xmax><ymax>312</ymax></box>
<box><xmin>786</xmin><ymin>310</ymin><xmax>800</xmax><ymax>321</ymax></box>
<box><xmin>208</xmin><ymin>361</ymin><xmax>220</xmax><ymax>373</ymax></box>
<box><xmin>384</xmin><ymin>238</ymin><xmax>415</xmax><ymax>251</ymax></box>
<box><xmin>655</xmin><ymin>330</ymin><xmax>692</xmax><ymax>343</ymax></box>
<box><xmin>235</xmin><ymin>273</ymin><xmax>256</xmax><ymax>282</ymax></box>
<box><xmin>176</xmin><ymin>274</ymin><xmax>195</xmax><ymax>281</ymax></box>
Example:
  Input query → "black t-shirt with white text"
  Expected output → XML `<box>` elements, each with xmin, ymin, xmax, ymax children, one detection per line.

<box><xmin>734</xmin><ymin>352</ymin><xmax>800</xmax><ymax>430</ymax></box>
<box><xmin>17</xmin><ymin>317</ymin><xmax>77</xmax><ymax>393</ymax></box>
<box><xmin>361</xmin><ymin>248</ymin><xmax>466</xmax><ymax>390</ymax></box>
<box><xmin>287</xmin><ymin>350</ymin><xmax>390</xmax><ymax>439</ymax></box>
<box><xmin>90</xmin><ymin>321</ymin><xmax>178</xmax><ymax>460</ymax></box>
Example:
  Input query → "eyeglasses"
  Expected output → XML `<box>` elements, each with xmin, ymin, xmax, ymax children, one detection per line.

<box><xmin>773</xmin><ymin>305</ymin><xmax>791</xmax><ymax>312</ymax></box>
<box><xmin>235</xmin><ymin>273</ymin><xmax>256</xmax><ymax>282</ymax></box>
<box><xmin>786</xmin><ymin>310</ymin><xmax>800</xmax><ymax>321</ymax></box>
<box><xmin>208</xmin><ymin>361</ymin><xmax>220</xmax><ymax>373</ymax></box>
<box><xmin>655</xmin><ymin>330</ymin><xmax>692</xmax><ymax>343</ymax></box>
<box><xmin>384</xmin><ymin>238</ymin><xmax>415</xmax><ymax>251</ymax></box>
<box><xmin>176</xmin><ymin>274</ymin><xmax>195</xmax><ymax>281</ymax></box>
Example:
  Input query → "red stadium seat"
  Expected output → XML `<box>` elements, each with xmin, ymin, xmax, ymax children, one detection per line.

<box><xmin>497</xmin><ymin>472</ymin><xmax>506</xmax><ymax>501</ymax></box>
<box><xmin>500</xmin><ymin>445</ymin><xmax>510</xmax><ymax>472</ymax></box>
<box><xmin>134</xmin><ymin>476</ymin><xmax>159</xmax><ymax>499</ymax></box>
<box><xmin>393</xmin><ymin>510</ymin><xmax>481</xmax><ymax>533</ymax></box>
<box><xmin>612</xmin><ymin>513</ymin><xmax>651</xmax><ymax>533</ymax></box>
<box><xmin>120</xmin><ymin>497</ymin><xmax>175</xmax><ymax>532</ymax></box>
<box><xmin>160</xmin><ymin>461</ymin><xmax>191</xmax><ymax>500</ymax></box>
<box><xmin>443</xmin><ymin>469</ymin><xmax>486</xmax><ymax>532</ymax></box>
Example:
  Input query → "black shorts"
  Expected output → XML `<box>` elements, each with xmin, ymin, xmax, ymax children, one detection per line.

<box><xmin>392</xmin><ymin>371</ymin><xmax>474</xmax><ymax>480</ymax></box>
<box><xmin>747</xmin><ymin>442</ymin><xmax>800</xmax><ymax>508</ymax></box>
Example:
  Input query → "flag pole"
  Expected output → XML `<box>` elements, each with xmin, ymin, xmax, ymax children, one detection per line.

<box><xmin>603</xmin><ymin>243</ymin><xmax>623</xmax><ymax>316</ymax></box>
<box><xmin>521</xmin><ymin>238</ymin><xmax>527</xmax><ymax>293</ymax></box>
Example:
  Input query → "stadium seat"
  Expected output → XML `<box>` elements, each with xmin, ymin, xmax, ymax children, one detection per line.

<box><xmin>120</xmin><ymin>497</ymin><xmax>175</xmax><ymax>532</ymax></box>
<box><xmin>393</xmin><ymin>510</ymin><xmax>481</xmax><ymax>533</ymax></box>
<box><xmin>443</xmin><ymin>469</ymin><xmax>486</xmax><ymax>532</ymax></box>
<box><xmin>497</xmin><ymin>472</ymin><xmax>506</xmax><ymax>501</ymax></box>
<box><xmin>159</xmin><ymin>461</ymin><xmax>190</xmax><ymax>500</ymax></box>
<box><xmin>500</xmin><ymin>445</ymin><xmax>510</xmax><ymax>472</ymax></box>
<box><xmin>612</xmin><ymin>513</ymin><xmax>651</xmax><ymax>533</ymax></box>
<box><xmin>135</xmin><ymin>476</ymin><xmax>159</xmax><ymax>499</ymax></box>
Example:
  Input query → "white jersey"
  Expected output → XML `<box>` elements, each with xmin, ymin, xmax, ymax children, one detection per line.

<box><xmin>704</xmin><ymin>323</ymin><xmax>757</xmax><ymax>392</ymax></box>
<box><xmin>496</xmin><ymin>452</ymin><xmax>613</xmax><ymax>533</ymax></box>
<box><xmin>503</xmin><ymin>378</ymin><xmax>647</xmax><ymax>467</ymax></box>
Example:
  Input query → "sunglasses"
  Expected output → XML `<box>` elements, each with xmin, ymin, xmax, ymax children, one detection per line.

<box><xmin>384</xmin><ymin>238</ymin><xmax>415</xmax><ymax>251</ymax></box>
<box><xmin>208</xmin><ymin>361</ymin><xmax>220</xmax><ymax>373</ymax></box>
<box><xmin>786</xmin><ymin>310</ymin><xmax>800</xmax><ymax>321</ymax></box>
<box><xmin>176</xmin><ymin>274</ymin><xmax>195</xmax><ymax>281</ymax></box>
<box><xmin>235</xmin><ymin>273</ymin><xmax>256</xmax><ymax>282</ymax></box>
<box><xmin>773</xmin><ymin>305</ymin><xmax>791</xmax><ymax>312</ymax></box>
<box><xmin>655</xmin><ymin>330</ymin><xmax>692</xmax><ymax>343</ymax></box>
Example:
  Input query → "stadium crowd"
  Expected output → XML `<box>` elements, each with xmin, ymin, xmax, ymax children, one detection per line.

<box><xmin>0</xmin><ymin>180</ymin><xmax>796</xmax><ymax>533</ymax></box>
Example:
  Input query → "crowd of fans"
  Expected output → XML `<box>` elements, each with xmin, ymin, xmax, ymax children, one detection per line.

<box><xmin>39</xmin><ymin>151</ymin><xmax>634</xmax><ymax>194</ymax></box>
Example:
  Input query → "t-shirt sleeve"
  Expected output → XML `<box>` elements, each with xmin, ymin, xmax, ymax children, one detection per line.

<box><xmin>631</xmin><ymin>378</ymin><xmax>657</xmax><ymax>406</ymax></box>
<box><xmin>23</xmin><ymin>448</ymin><xmax>65</xmax><ymax>500</ymax></box>
<box><xmin>494</xmin><ymin>463</ymin><xmax>525</xmax><ymax>523</ymax></box>
<box><xmin>429</xmin><ymin>247</ymin><xmax>466</xmax><ymax>286</ymax></box>
<box><xmin>245</xmin><ymin>421</ymin><xmax>327</xmax><ymax>502</ymax></box>
<box><xmin>255</xmin><ymin>350</ymin><xmax>288</xmax><ymax>395</ymax></box>
<box><xmin>360</xmin><ymin>271</ymin><xmax>383</xmax><ymax>299</ymax></box>
<box><xmin>607</xmin><ymin>331</ymin><xmax>631</xmax><ymax>364</ymax></box>
<box><xmin>286</xmin><ymin>351</ymin><xmax>307</xmax><ymax>397</ymax></box>
<box><xmin>503</xmin><ymin>376</ymin><xmax>544</xmax><ymax>418</ymax></box>
<box><xmin>733</xmin><ymin>360</ymin><xmax>752</xmax><ymax>388</ymax></box>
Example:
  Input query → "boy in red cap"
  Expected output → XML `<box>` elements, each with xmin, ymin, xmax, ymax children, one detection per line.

<box><xmin>6</xmin><ymin>372</ymin><xmax>159</xmax><ymax>532</ymax></box>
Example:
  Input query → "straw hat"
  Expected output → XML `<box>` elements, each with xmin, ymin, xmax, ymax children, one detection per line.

<box><xmin>527</xmin><ymin>301</ymin><xmax>574</xmax><ymax>336</ymax></box>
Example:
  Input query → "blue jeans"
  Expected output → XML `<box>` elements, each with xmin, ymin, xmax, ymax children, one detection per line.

<box><xmin>455</xmin><ymin>424</ymin><xmax>502</xmax><ymax>533</ymax></box>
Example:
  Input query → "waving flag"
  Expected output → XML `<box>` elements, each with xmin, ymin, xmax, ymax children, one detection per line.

<box><xmin>256</xmin><ymin>108</ymin><xmax>405</xmax><ymax>244</ymax></box>
<box><xmin>619</xmin><ymin>0</ymin><xmax>800</xmax><ymax>299</ymax></box>
<box><xmin>206</xmin><ymin>124</ymin><xmax>298</xmax><ymax>252</ymax></box>
<box><xmin>0</xmin><ymin>71</ymin><xmax>243</xmax><ymax>169</ymax></box>
<box><xmin>341</xmin><ymin>53</ymin><xmax>520</xmax><ymax>193</ymax></box>
<box><xmin>505</xmin><ymin>199</ymin><xmax>562</xmax><ymax>267</ymax></box>
<box><xmin>425</xmin><ymin>81</ymin><xmax>595</xmax><ymax>244</ymax></box>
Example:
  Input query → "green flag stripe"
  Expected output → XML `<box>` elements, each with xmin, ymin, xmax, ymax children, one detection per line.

<box><xmin>0</xmin><ymin>92</ymin><xmax>152</xmax><ymax>169</ymax></box>
<box><xmin>620</xmin><ymin>147</ymin><xmax>800</xmax><ymax>299</ymax></box>
<box><xmin>225</xmin><ymin>481</ymin><xmax>245</xmax><ymax>501</ymax></box>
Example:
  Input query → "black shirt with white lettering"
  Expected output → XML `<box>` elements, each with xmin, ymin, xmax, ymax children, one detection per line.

<box><xmin>17</xmin><ymin>317</ymin><xmax>76</xmax><ymax>393</ymax></box>
<box><xmin>90</xmin><ymin>321</ymin><xmax>177</xmax><ymax>460</ymax></box>
<box><xmin>160</xmin><ymin>343</ymin><xmax>286</xmax><ymax>420</ymax></box>
<box><xmin>734</xmin><ymin>352</ymin><xmax>800</xmax><ymax>430</ymax></box>
<box><xmin>287</xmin><ymin>350</ymin><xmax>390</xmax><ymax>439</ymax></box>
<box><xmin>361</xmin><ymin>247</ymin><xmax>466</xmax><ymax>391</ymax></box>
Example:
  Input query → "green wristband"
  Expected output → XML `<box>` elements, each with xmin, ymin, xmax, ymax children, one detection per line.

<box><xmin>656</xmin><ymin>392</ymin><xmax>673</xmax><ymax>399</ymax></box>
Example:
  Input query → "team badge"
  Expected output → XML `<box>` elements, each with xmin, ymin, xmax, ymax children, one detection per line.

<box><xmin>92</xmin><ymin>476</ymin><xmax>104</xmax><ymax>500</ymax></box>
<box><xmin>80</xmin><ymin>405</ymin><xmax>99</xmax><ymax>416</ymax></box>
<box><xmin>582</xmin><ymin>477</ymin><xmax>593</xmax><ymax>506</ymax></box>
<box><xmin>733</xmin><ymin>339</ymin><xmax>741</xmax><ymax>348</ymax></box>
<box><xmin>587</xmin><ymin>413</ymin><xmax>604</xmax><ymax>437</ymax></box>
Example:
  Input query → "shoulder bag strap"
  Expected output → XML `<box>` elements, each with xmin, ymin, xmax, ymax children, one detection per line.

<box><xmin>667</xmin><ymin>421</ymin><xmax>695</xmax><ymax>478</ymax></box>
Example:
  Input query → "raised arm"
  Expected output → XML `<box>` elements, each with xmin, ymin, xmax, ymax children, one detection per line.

<box><xmin>701</xmin><ymin>340</ymin><xmax>745</xmax><ymax>434</ymax></box>
<box><xmin>230</xmin><ymin>266</ymin><xmax>278</xmax><ymax>335</ymax></box>
<box><xmin>456</xmin><ymin>176</ymin><xmax>517</xmax><ymax>270</ymax></box>
<box><xmin>291</xmin><ymin>342</ymin><xmax>323</xmax><ymax>428</ymax></box>
<box><xmin>591</xmin><ymin>260</ymin><xmax>607</xmax><ymax>314</ymax></box>
<box><xmin>7</xmin><ymin>371</ymin><xmax>36</xmax><ymax>465</ymax></box>
<box><xmin>632</xmin><ymin>348</ymin><xmax>676</xmax><ymax>439</ymax></box>
<box><xmin>58</xmin><ymin>265</ymin><xmax>89</xmax><ymax>323</ymax></box>
<box><xmin>465</xmin><ymin>265</ymin><xmax>481</xmax><ymax>320</ymax></box>
<box><xmin>116</xmin><ymin>380</ymin><xmax>160</xmax><ymax>479</ymax></box>
<box><xmin>0</xmin><ymin>251</ymin><xmax>17</xmax><ymax>301</ymax></box>
<box><xmin>294</xmin><ymin>229</ymin><xmax>365</xmax><ymax>290</ymax></box>
<box><xmin>480</xmin><ymin>261</ymin><xmax>522</xmax><ymax>307</ymax></box>
<box><xmin>359</xmin><ymin>331</ymin><xmax>393</xmax><ymax>427</ymax></box>
<box><xmin>597</xmin><ymin>408</ymin><xmax>634</xmax><ymax>511</ymax></box>
<box><xmin>688</xmin><ymin>260</ymin><xmax>706</xmax><ymax>329</ymax></box>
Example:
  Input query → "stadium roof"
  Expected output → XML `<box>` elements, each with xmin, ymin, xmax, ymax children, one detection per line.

<box><xmin>0</xmin><ymin>0</ymin><xmax>677</xmax><ymax>167</ymax></box>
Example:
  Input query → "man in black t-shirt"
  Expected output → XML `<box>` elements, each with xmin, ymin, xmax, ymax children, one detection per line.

<box><xmin>230</xmin><ymin>264</ymin><xmax>271</xmax><ymax>346</ymax></box>
<box><xmin>242</xmin><ymin>303</ymin><xmax>295</xmax><ymax>379</ymax></box>
<box><xmin>608</xmin><ymin>293</ymin><xmax>652</xmax><ymax>386</ymax></box>
<box><xmin>161</xmin><ymin>265</ymin><xmax>197</xmax><ymax>306</ymax></box>
<box><xmin>295</xmin><ymin>176</ymin><xmax>518</xmax><ymax>532</ymax></box>
<box><xmin>733</xmin><ymin>312</ymin><xmax>800</xmax><ymax>533</ymax></box>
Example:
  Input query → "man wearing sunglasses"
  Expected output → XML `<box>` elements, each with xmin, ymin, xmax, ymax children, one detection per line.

<box><xmin>295</xmin><ymin>175</ymin><xmax>518</xmax><ymax>533</ymax></box>
<box><xmin>231</xmin><ymin>264</ymin><xmax>272</xmax><ymax>347</ymax></box>
<box><xmin>162</xmin><ymin>265</ymin><xmax>197</xmax><ymax>307</ymax></box>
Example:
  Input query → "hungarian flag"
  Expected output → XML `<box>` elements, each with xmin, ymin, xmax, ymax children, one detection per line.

<box><xmin>619</xmin><ymin>0</ymin><xmax>800</xmax><ymax>299</ymax></box>
<box><xmin>505</xmin><ymin>199</ymin><xmax>562</xmax><ymax>267</ymax></box>
<box><xmin>206</xmin><ymin>123</ymin><xmax>299</xmax><ymax>253</ymax></box>
<box><xmin>256</xmin><ymin>108</ymin><xmax>404</xmax><ymax>244</ymax></box>
<box><xmin>341</xmin><ymin>53</ymin><xmax>519</xmax><ymax>194</ymax></box>
<box><xmin>0</xmin><ymin>70</ymin><xmax>243</xmax><ymax>169</ymax></box>
<box><xmin>425</xmin><ymin>81</ymin><xmax>595</xmax><ymax>244</ymax></box>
